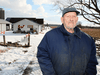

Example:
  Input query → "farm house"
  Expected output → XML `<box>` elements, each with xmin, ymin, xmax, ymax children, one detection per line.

<box><xmin>13</xmin><ymin>19</ymin><xmax>42</xmax><ymax>34</ymax></box>
<box><xmin>0</xmin><ymin>19</ymin><xmax>11</xmax><ymax>33</ymax></box>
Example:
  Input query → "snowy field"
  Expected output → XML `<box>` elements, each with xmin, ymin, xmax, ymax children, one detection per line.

<box><xmin>0</xmin><ymin>27</ymin><xmax>100</xmax><ymax>75</ymax></box>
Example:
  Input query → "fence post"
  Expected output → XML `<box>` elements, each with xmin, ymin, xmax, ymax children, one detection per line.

<box><xmin>3</xmin><ymin>35</ymin><xmax>6</xmax><ymax>45</ymax></box>
<box><xmin>28</xmin><ymin>33</ymin><xmax>30</xmax><ymax>46</ymax></box>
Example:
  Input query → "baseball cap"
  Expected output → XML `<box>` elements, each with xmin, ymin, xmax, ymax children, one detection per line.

<box><xmin>62</xmin><ymin>7</ymin><xmax>80</xmax><ymax>17</ymax></box>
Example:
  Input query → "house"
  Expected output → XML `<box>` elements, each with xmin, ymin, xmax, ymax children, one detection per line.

<box><xmin>0</xmin><ymin>19</ymin><xmax>11</xmax><ymax>33</ymax></box>
<box><xmin>6</xmin><ymin>17</ymin><xmax>44</xmax><ymax>34</ymax></box>
<box><xmin>13</xmin><ymin>19</ymin><xmax>42</xmax><ymax>34</ymax></box>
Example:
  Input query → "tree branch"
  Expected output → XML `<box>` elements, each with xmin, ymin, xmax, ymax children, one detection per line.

<box><xmin>53</xmin><ymin>0</ymin><xmax>100</xmax><ymax>25</ymax></box>
<box><xmin>82</xmin><ymin>14</ymin><xmax>100</xmax><ymax>25</ymax></box>
<box><xmin>80</xmin><ymin>8</ymin><xmax>100</xmax><ymax>24</ymax></box>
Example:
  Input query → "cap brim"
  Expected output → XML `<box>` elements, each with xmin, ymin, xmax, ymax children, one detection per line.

<box><xmin>62</xmin><ymin>11</ymin><xmax>80</xmax><ymax>17</ymax></box>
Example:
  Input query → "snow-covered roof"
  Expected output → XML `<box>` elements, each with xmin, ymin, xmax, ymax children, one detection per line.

<box><xmin>0</xmin><ymin>19</ymin><xmax>11</xmax><ymax>24</ymax></box>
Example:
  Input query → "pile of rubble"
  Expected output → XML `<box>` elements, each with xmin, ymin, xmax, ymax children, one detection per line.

<box><xmin>0</xmin><ymin>34</ymin><xmax>30</xmax><ymax>48</ymax></box>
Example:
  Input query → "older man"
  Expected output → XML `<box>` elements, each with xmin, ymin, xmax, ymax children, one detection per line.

<box><xmin>37</xmin><ymin>7</ymin><xmax>98</xmax><ymax>75</ymax></box>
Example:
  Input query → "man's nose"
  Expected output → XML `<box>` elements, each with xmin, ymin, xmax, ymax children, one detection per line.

<box><xmin>70</xmin><ymin>17</ymin><xmax>74</xmax><ymax>21</ymax></box>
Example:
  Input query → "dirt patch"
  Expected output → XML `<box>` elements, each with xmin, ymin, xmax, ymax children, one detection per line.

<box><xmin>0</xmin><ymin>50</ymin><xmax>7</xmax><ymax>53</ymax></box>
<box><xmin>0</xmin><ymin>48</ymin><xmax>12</xmax><ymax>54</ymax></box>
<box><xmin>22</xmin><ymin>61</ymin><xmax>33</xmax><ymax>75</ymax></box>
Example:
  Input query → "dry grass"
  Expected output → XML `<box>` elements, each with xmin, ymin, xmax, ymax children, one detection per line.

<box><xmin>81</xmin><ymin>28</ymin><xmax>100</xmax><ymax>38</ymax></box>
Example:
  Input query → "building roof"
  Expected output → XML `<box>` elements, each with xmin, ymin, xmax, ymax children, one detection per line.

<box><xmin>13</xmin><ymin>19</ymin><xmax>42</xmax><ymax>26</ymax></box>
<box><xmin>0</xmin><ymin>19</ymin><xmax>11</xmax><ymax>24</ymax></box>
<box><xmin>6</xmin><ymin>17</ymin><xmax>44</xmax><ymax>24</ymax></box>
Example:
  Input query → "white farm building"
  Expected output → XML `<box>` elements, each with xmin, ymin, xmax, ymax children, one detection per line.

<box><xmin>0</xmin><ymin>19</ymin><xmax>11</xmax><ymax>33</ymax></box>
<box><xmin>13</xmin><ymin>19</ymin><xmax>42</xmax><ymax>34</ymax></box>
<box><xmin>6</xmin><ymin>18</ymin><xmax>44</xmax><ymax>34</ymax></box>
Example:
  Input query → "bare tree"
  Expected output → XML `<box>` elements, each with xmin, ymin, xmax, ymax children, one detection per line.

<box><xmin>53</xmin><ymin>0</ymin><xmax>100</xmax><ymax>25</ymax></box>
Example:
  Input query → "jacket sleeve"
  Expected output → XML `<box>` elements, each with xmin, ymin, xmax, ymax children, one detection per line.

<box><xmin>85</xmin><ymin>38</ymin><xmax>98</xmax><ymax>75</ymax></box>
<box><xmin>37</xmin><ymin>34</ymin><xmax>56</xmax><ymax>75</ymax></box>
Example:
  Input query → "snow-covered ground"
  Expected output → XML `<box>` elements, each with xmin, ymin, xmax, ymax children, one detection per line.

<box><xmin>95</xmin><ymin>38</ymin><xmax>100</xmax><ymax>75</ymax></box>
<box><xmin>0</xmin><ymin>27</ymin><xmax>51</xmax><ymax>75</ymax></box>
<box><xmin>0</xmin><ymin>27</ymin><xmax>100</xmax><ymax>75</ymax></box>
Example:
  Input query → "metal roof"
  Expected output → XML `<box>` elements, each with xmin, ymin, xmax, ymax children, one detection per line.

<box><xmin>6</xmin><ymin>17</ymin><xmax>43</xmax><ymax>24</ymax></box>
<box><xmin>0</xmin><ymin>19</ymin><xmax>11</xmax><ymax>24</ymax></box>
<box><xmin>13</xmin><ymin>19</ymin><xmax>42</xmax><ymax>26</ymax></box>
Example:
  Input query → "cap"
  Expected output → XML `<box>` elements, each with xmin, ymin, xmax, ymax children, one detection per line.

<box><xmin>62</xmin><ymin>7</ymin><xmax>80</xmax><ymax>17</ymax></box>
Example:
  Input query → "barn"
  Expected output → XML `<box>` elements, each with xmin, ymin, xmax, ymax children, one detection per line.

<box><xmin>0</xmin><ymin>19</ymin><xmax>11</xmax><ymax>33</ymax></box>
<box><xmin>13</xmin><ymin>19</ymin><xmax>42</xmax><ymax>34</ymax></box>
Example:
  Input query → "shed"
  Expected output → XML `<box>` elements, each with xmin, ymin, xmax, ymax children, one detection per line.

<box><xmin>13</xmin><ymin>19</ymin><xmax>42</xmax><ymax>34</ymax></box>
<box><xmin>0</xmin><ymin>19</ymin><xmax>11</xmax><ymax>32</ymax></box>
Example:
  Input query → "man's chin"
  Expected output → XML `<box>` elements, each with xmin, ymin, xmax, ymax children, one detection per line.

<box><xmin>66</xmin><ymin>26</ymin><xmax>76</xmax><ymax>29</ymax></box>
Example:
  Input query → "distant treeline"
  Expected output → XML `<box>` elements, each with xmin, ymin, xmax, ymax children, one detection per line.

<box><xmin>77</xmin><ymin>25</ymin><xmax>100</xmax><ymax>29</ymax></box>
<box><xmin>44</xmin><ymin>24</ymin><xmax>100</xmax><ymax>29</ymax></box>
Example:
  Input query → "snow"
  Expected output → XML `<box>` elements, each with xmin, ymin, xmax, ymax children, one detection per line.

<box><xmin>0</xmin><ymin>27</ymin><xmax>51</xmax><ymax>75</ymax></box>
<box><xmin>95</xmin><ymin>39</ymin><xmax>100</xmax><ymax>75</ymax></box>
<box><xmin>0</xmin><ymin>26</ymin><xmax>100</xmax><ymax>75</ymax></box>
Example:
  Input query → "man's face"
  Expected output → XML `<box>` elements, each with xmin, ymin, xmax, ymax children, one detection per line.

<box><xmin>61</xmin><ymin>12</ymin><xmax>78</xmax><ymax>29</ymax></box>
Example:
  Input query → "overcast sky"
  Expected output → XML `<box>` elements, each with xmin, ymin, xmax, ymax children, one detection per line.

<box><xmin>0</xmin><ymin>0</ymin><xmax>92</xmax><ymax>25</ymax></box>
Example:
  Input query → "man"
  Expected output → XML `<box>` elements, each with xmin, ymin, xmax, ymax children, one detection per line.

<box><xmin>37</xmin><ymin>7</ymin><xmax>98</xmax><ymax>75</ymax></box>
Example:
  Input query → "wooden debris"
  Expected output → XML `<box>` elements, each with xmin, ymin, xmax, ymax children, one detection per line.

<box><xmin>13</xmin><ymin>59</ymin><xmax>17</xmax><ymax>63</ymax></box>
<box><xmin>23</xmin><ymin>50</ymin><xmax>28</xmax><ymax>53</ymax></box>
<box><xmin>0</xmin><ymin>68</ymin><xmax>2</xmax><ymax>71</ymax></box>
<box><xmin>0</xmin><ymin>42</ymin><xmax>30</xmax><ymax>48</ymax></box>
<box><xmin>0</xmin><ymin>34</ymin><xmax>30</xmax><ymax>48</ymax></box>
<box><xmin>8</xmin><ymin>62</ymin><xmax>11</xmax><ymax>64</ymax></box>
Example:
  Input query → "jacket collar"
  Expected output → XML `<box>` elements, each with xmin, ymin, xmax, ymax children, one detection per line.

<box><xmin>59</xmin><ymin>24</ymin><xmax>81</xmax><ymax>38</ymax></box>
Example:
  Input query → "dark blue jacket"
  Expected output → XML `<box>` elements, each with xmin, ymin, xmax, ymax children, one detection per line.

<box><xmin>37</xmin><ymin>25</ymin><xmax>98</xmax><ymax>75</ymax></box>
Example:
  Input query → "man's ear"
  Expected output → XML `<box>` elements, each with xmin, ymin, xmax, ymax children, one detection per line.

<box><xmin>61</xmin><ymin>17</ymin><xmax>64</xmax><ymax>23</ymax></box>
<box><xmin>76</xmin><ymin>16</ymin><xmax>78</xmax><ymax>22</ymax></box>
